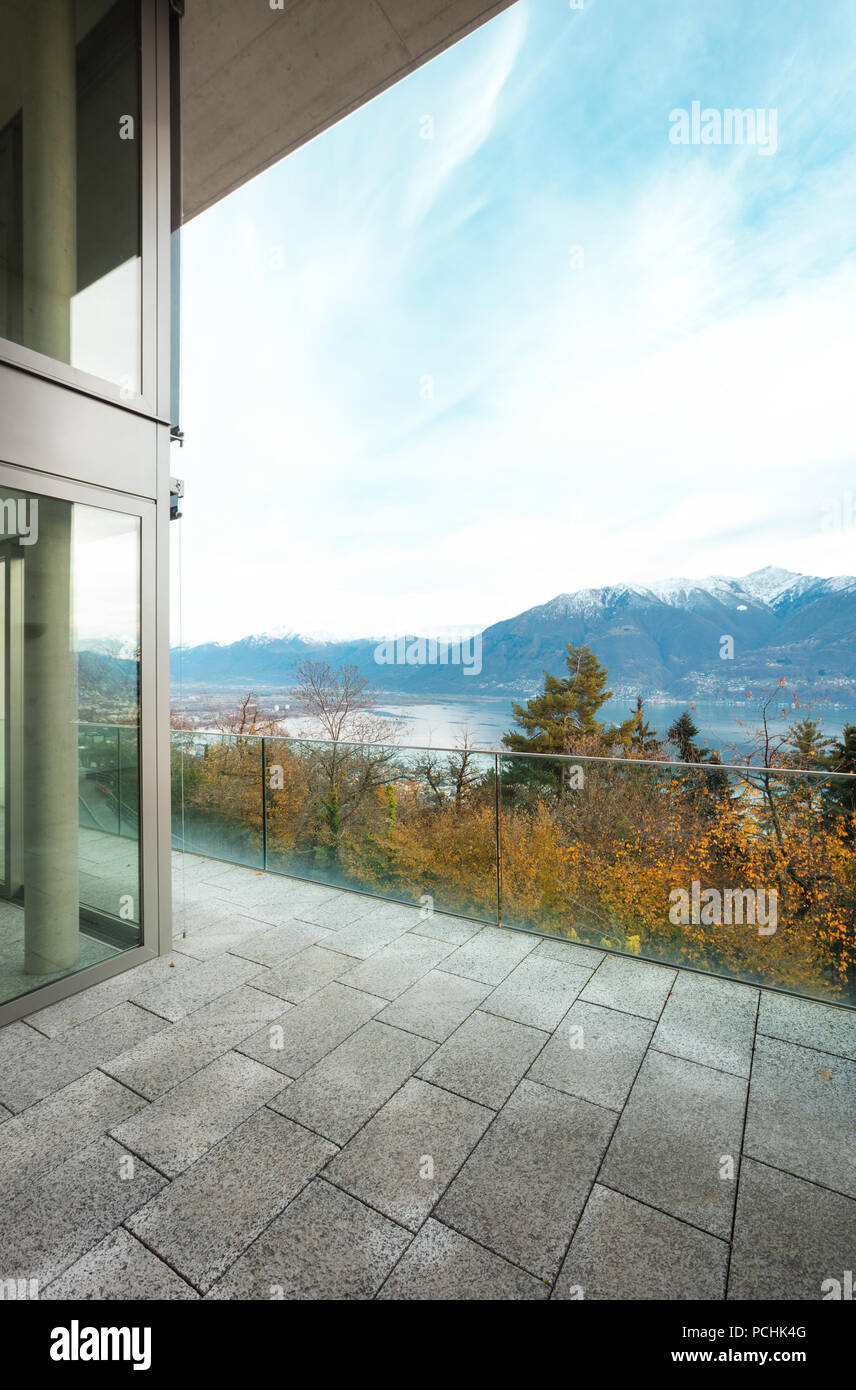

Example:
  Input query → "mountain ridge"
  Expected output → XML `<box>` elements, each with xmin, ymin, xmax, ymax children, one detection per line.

<box><xmin>170</xmin><ymin>567</ymin><xmax>856</xmax><ymax>702</ymax></box>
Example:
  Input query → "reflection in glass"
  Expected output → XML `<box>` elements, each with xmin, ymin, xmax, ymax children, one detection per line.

<box><xmin>0</xmin><ymin>485</ymin><xmax>141</xmax><ymax>1006</ymax></box>
<box><xmin>0</xmin><ymin>0</ymin><xmax>141</xmax><ymax>390</ymax></box>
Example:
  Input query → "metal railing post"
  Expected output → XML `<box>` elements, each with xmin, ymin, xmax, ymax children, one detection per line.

<box><xmin>261</xmin><ymin>736</ymin><xmax>268</xmax><ymax>871</ymax></box>
<box><xmin>495</xmin><ymin>751</ymin><xmax>502</xmax><ymax>926</ymax></box>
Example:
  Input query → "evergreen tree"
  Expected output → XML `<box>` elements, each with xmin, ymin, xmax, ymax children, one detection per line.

<box><xmin>827</xmin><ymin>723</ymin><xmax>856</xmax><ymax>829</ymax></box>
<box><xmin>629</xmin><ymin>696</ymin><xmax>661</xmax><ymax>753</ymax></box>
<box><xmin>787</xmin><ymin>717</ymin><xmax>834</xmax><ymax>770</ymax></box>
<box><xmin>667</xmin><ymin>710</ymin><xmax>707</xmax><ymax>763</ymax></box>
<box><xmin>503</xmin><ymin>644</ymin><xmax>613</xmax><ymax>754</ymax></box>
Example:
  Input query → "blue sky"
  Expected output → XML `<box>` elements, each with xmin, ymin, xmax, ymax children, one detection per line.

<box><xmin>175</xmin><ymin>0</ymin><xmax>856</xmax><ymax>645</ymax></box>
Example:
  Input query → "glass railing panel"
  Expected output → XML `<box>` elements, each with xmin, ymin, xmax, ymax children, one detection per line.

<box><xmin>499</xmin><ymin>753</ymin><xmax>856</xmax><ymax>1007</ymax></box>
<box><xmin>264</xmin><ymin>737</ymin><xmax>499</xmax><ymax>922</ymax></box>
<box><xmin>170</xmin><ymin>731</ymin><xmax>264</xmax><ymax>869</ymax></box>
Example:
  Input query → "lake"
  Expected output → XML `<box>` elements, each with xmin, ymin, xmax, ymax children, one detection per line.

<box><xmin>360</xmin><ymin>696</ymin><xmax>856</xmax><ymax>759</ymax></box>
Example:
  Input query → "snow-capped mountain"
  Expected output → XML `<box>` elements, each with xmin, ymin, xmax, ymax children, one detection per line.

<box><xmin>170</xmin><ymin>568</ymin><xmax>856</xmax><ymax>701</ymax></box>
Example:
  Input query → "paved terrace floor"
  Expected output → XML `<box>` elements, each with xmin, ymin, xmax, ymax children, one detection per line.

<box><xmin>1</xmin><ymin>851</ymin><xmax>854</xmax><ymax>1301</ymax></box>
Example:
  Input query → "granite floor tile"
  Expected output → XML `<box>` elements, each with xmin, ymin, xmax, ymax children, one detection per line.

<box><xmin>554</xmin><ymin>1184</ymin><xmax>729</xmax><ymax>1300</ymax></box>
<box><xmin>43</xmin><ymin>1229</ymin><xmax>199</xmax><ymax>1300</ymax></box>
<box><xmin>528</xmin><ymin>1000</ymin><xmax>654</xmax><ymax>1111</ymax></box>
<box><xmin>268</xmin><ymin>1020</ymin><xmax>433</xmax><ymax>1145</ymax></box>
<box><xmin>0</xmin><ymin>1071</ymin><xmax>145</xmax><ymax>1204</ymax></box>
<box><xmin>126</xmin><ymin>1109</ymin><xmax>336</xmax><ymax>1292</ymax></box>
<box><xmin>600</xmin><ymin>1050</ymin><xmax>747</xmax><ymax>1237</ymax></box>
<box><xmin>743</xmin><ymin>1035</ymin><xmax>856</xmax><ymax>1197</ymax></box>
<box><xmin>0</xmin><ymin>1136</ymin><xmax>164</xmax><ymax>1289</ymax></box>
<box><xmin>323</xmin><ymin>1078</ymin><xmax>493</xmax><ymax>1230</ymax></box>
<box><xmin>580</xmin><ymin>955</ymin><xmax>676</xmax><ymax>1020</ymax></box>
<box><xmin>340</xmin><ymin>934</ymin><xmax>453</xmax><ymax>1000</ymax></box>
<box><xmin>378</xmin><ymin>1219</ymin><xmax>548</xmax><ymax>1300</ymax></box>
<box><xmin>293</xmin><ymin>893</ymin><xmax>385</xmax><ymax>931</ymax></box>
<box><xmin>226</xmin><ymin>919</ymin><xmax>334</xmax><ymax>966</ymax></box>
<box><xmin>652</xmin><ymin>972</ymin><xmax>758</xmax><ymax>1077</ymax></box>
<box><xmin>131</xmin><ymin>953</ymin><xmax>263</xmax><ymax>1022</ymax></box>
<box><xmin>252</xmin><ymin>946</ymin><xmax>361</xmax><ymax>1004</ymax></box>
<box><xmin>23</xmin><ymin>953</ymin><xmax>199</xmax><ymax>1038</ymax></box>
<box><xmin>441</xmin><ymin>927</ymin><xmax>538</xmax><ymax>986</ymax></box>
<box><xmin>236</xmin><ymin>982</ymin><xmax>383</xmax><ymax>1078</ymax></box>
<box><xmin>757</xmin><ymin>991</ymin><xmax>856</xmax><ymax>1061</ymax></box>
<box><xmin>377</xmin><ymin>970</ymin><xmax>491</xmax><ymax>1042</ymax></box>
<box><xmin>436</xmin><ymin>1079</ymin><xmax>615</xmax><ymax>1280</ymax></box>
<box><xmin>409</xmin><ymin>914</ymin><xmax>484</xmax><ymax>946</ymax></box>
<box><xmin>110</xmin><ymin>1051</ymin><xmax>286</xmax><ymax>1176</ymax></box>
<box><xmin>532</xmin><ymin>937</ymin><xmax>606</xmax><ymax>970</ymax></box>
<box><xmin>728</xmin><ymin>1157</ymin><xmax>856</xmax><ymax>1300</ymax></box>
<box><xmin>102</xmin><ymin>986</ymin><xmax>287</xmax><ymax>1099</ymax></box>
<box><xmin>207</xmin><ymin>1179</ymin><xmax>410</xmax><ymax>1300</ymax></box>
<box><xmin>417</xmin><ymin>1011</ymin><xmax>546</xmax><ymax>1109</ymax></box>
<box><xmin>323</xmin><ymin>907</ymin><xmax>419</xmax><ymax>959</ymax></box>
<box><xmin>0</xmin><ymin>1003</ymin><xmax>169</xmax><ymax>1113</ymax></box>
<box><xmin>482</xmin><ymin>953</ymin><xmax>592</xmax><ymax>1031</ymax></box>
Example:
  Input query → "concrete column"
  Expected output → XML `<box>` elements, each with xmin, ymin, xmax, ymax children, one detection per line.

<box><xmin>24</xmin><ymin>497</ymin><xmax>79</xmax><ymax>974</ymax></box>
<box><xmin>22</xmin><ymin>0</ymin><xmax>77</xmax><ymax>363</ymax></box>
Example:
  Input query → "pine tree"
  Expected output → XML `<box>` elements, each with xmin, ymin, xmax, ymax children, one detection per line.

<box><xmin>787</xmin><ymin>717</ymin><xmax>834</xmax><ymax>770</ymax></box>
<box><xmin>667</xmin><ymin>711</ymin><xmax>707</xmax><ymax>763</ymax></box>
<box><xmin>629</xmin><ymin>696</ymin><xmax>660</xmax><ymax>753</ymax></box>
<box><xmin>503</xmin><ymin>644</ymin><xmax>613</xmax><ymax>754</ymax></box>
<box><xmin>827</xmin><ymin>723</ymin><xmax>856</xmax><ymax>829</ymax></box>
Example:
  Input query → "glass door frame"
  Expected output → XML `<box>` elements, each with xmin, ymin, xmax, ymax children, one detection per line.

<box><xmin>0</xmin><ymin>459</ymin><xmax>165</xmax><ymax>1027</ymax></box>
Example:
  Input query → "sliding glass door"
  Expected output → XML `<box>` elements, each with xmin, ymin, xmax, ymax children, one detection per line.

<box><xmin>0</xmin><ymin>478</ymin><xmax>143</xmax><ymax>1005</ymax></box>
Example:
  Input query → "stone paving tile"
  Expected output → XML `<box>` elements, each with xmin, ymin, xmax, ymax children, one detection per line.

<box><xmin>102</xmin><ymin>986</ymin><xmax>287</xmax><ymax>1100</ymax></box>
<box><xmin>171</xmin><ymin>900</ymin><xmax>235</xmax><ymax>937</ymax></box>
<box><xmin>599</xmin><ymin>1050</ymin><xmax>747</xmax><ymax>1238</ymax></box>
<box><xmin>417</xmin><ymin>1011</ymin><xmax>546</xmax><ymax>1109</ymax></box>
<box><xmin>0</xmin><ymin>1104</ymin><xmax>10</xmax><ymax>1123</ymax></box>
<box><xmin>652</xmin><ymin>972</ymin><xmax>758</xmax><ymax>1077</ymax></box>
<box><xmin>0</xmin><ymin>1004</ymin><xmax>169</xmax><ymax>1113</ymax></box>
<box><xmin>236</xmin><ymin>982</ymin><xmax>383</xmax><ymax>1078</ymax></box>
<box><xmin>554</xmin><ymin>1184</ymin><xmax>729</xmax><ymax>1300</ymax></box>
<box><xmin>0</xmin><ymin>1071</ymin><xmax>145</xmax><ymax>1205</ymax></box>
<box><xmin>743</xmin><ymin>1035</ymin><xmax>856</xmax><ymax>1198</ymax></box>
<box><xmin>481</xmin><ymin>953</ymin><xmax>592</xmax><ymax>1031</ymax></box>
<box><xmin>24</xmin><ymin>954</ymin><xmax>199</xmax><ymax>1038</ymax></box>
<box><xmin>294</xmin><ymin>892</ymin><xmax>386</xmax><ymax>931</ymax></box>
<box><xmin>757</xmin><ymin>991</ymin><xmax>856</xmax><ymax>1061</ymax></box>
<box><xmin>43</xmin><ymin>1229</ymin><xmax>199</xmax><ymax>1300</ymax></box>
<box><xmin>126</xmin><ymin>1109</ymin><xmax>336</xmax><ymax>1293</ymax></box>
<box><xmin>580</xmin><ymin>954</ymin><xmax>676</xmax><ymax>1020</ymax></box>
<box><xmin>207</xmin><ymin>1178</ymin><xmax>410</xmax><ymax>1300</ymax></box>
<box><xmin>436</xmin><ymin>1079</ymin><xmax>616</xmax><ymax>1280</ymax></box>
<box><xmin>728</xmin><ymin>1157</ymin><xmax>856</xmax><ymax>1301</ymax></box>
<box><xmin>110</xmin><ymin>1051</ymin><xmax>286</xmax><ymax>1177</ymax></box>
<box><xmin>441</xmin><ymin>927</ymin><xmax>538</xmax><ymax>986</ymax></box>
<box><xmin>324</xmin><ymin>1078</ymin><xmax>493</xmax><ymax>1230</ymax></box>
<box><xmin>378</xmin><ymin>1219</ymin><xmax>548</xmax><ymax>1300</ymax></box>
<box><xmin>377</xmin><ymin>970</ymin><xmax>491</xmax><ymax>1043</ymax></box>
<box><xmin>409</xmin><ymin>914</ymin><xmax>484</xmax><ymax>946</ymax></box>
<box><xmin>532</xmin><ymin>937</ymin><xmax>606</xmax><ymax>970</ymax></box>
<box><xmin>269</xmin><ymin>1021</ymin><xmax>433</xmax><ymax>1145</ymax></box>
<box><xmin>0</xmin><ymin>1135</ymin><xmax>164</xmax><ymax>1289</ymax></box>
<box><xmin>131</xmin><ymin>953</ymin><xmax>264</xmax><ymax>1022</ymax></box>
<box><xmin>174</xmin><ymin>914</ymin><xmax>291</xmax><ymax>962</ymax></box>
<box><xmin>252</xmin><ymin>946</ymin><xmax>361</xmax><ymax>1004</ymax></box>
<box><xmin>528</xmin><ymin>1000</ymin><xmax>654</xmax><ymax>1111</ymax></box>
<box><xmin>339</xmin><ymin>934</ymin><xmax>453</xmax><ymax>1000</ymax></box>
<box><xmin>323</xmin><ymin>906</ymin><xmax>420</xmax><ymax>959</ymax></box>
<box><xmin>226</xmin><ymin>919</ymin><xmax>334</xmax><ymax>966</ymax></box>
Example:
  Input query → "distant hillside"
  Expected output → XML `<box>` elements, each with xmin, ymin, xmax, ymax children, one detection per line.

<box><xmin>169</xmin><ymin>567</ymin><xmax>856</xmax><ymax>702</ymax></box>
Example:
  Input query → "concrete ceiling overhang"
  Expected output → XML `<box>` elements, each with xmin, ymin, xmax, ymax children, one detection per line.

<box><xmin>180</xmin><ymin>0</ymin><xmax>518</xmax><ymax>221</ymax></box>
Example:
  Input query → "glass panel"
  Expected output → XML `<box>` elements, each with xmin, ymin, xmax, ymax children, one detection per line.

<box><xmin>0</xmin><ymin>483</ymin><xmax>141</xmax><ymax>1006</ymax></box>
<box><xmin>171</xmin><ymin>731</ymin><xmax>264</xmax><ymax>870</ymax></box>
<box><xmin>264</xmin><ymin>737</ymin><xmax>499</xmax><ymax>922</ymax></box>
<box><xmin>499</xmin><ymin>753</ymin><xmax>856</xmax><ymax>1007</ymax></box>
<box><xmin>0</xmin><ymin>0</ymin><xmax>142</xmax><ymax>391</ymax></box>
